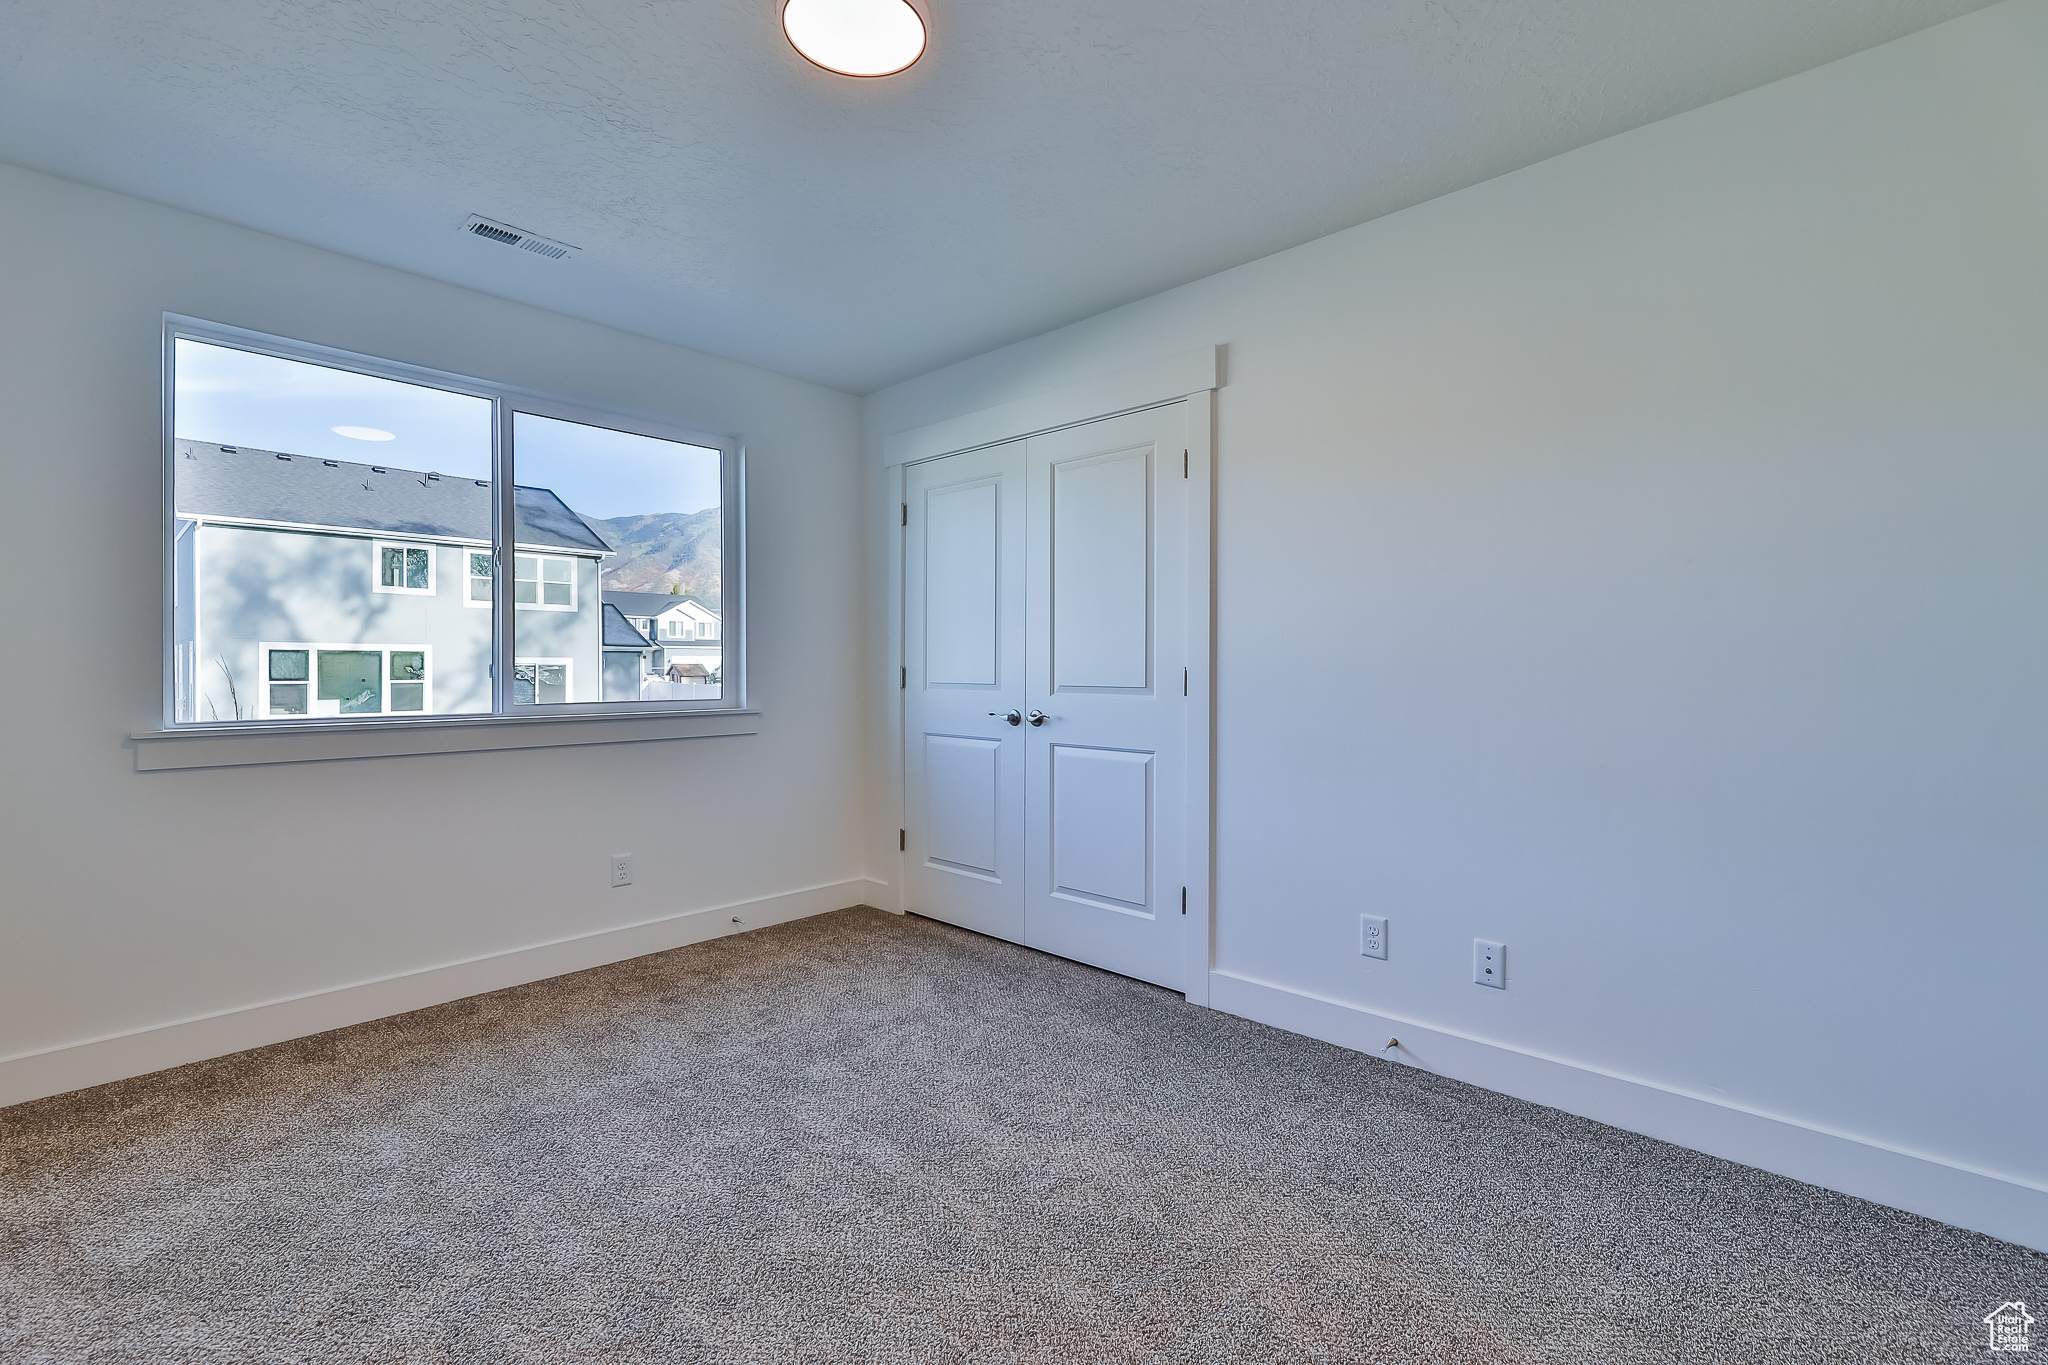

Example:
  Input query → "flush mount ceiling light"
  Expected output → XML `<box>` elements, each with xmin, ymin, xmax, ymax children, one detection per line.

<box><xmin>782</xmin><ymin>0</ymin><xmax>926</xmax><ymax>78</ymax></box>
<box><xmin>333</xmin><ymin>426</ymin><xmax>396</xmax><ymax>441</ymax></box>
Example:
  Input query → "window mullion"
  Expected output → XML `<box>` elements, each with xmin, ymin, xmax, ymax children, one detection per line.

<box><xmin>492</xmin><ymin>397</ymin><xmax>516</xmax><ymax>714</ymax></box>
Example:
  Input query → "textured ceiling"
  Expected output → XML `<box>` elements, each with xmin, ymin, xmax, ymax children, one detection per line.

<box><xmin>0</xmin><ymin>0</ymin><xmax>1993</xmax><ymax>391</ymax></box>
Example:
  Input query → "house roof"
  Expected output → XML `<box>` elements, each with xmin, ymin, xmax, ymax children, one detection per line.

<box><xmin>174</xmin><ymin>440</ymin><xmax>612</xmax><ymax>555</ymax></box>
<box><xmin>603</xmin><ymin>590</ymin><xmax>719</xmax><ymax>621</ymax></box>
<box><xmin>600</xmin><ymin>603</ymin><xmax>653</xmax><ymax>650</ymax></box>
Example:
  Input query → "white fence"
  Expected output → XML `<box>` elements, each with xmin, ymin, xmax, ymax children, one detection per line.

<box><xmin>640</xmin><ymin>678</ymin><xmax>722</xmax><ymax>701</ymax></box>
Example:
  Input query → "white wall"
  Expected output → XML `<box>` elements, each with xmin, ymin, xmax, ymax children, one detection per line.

<box><xmin>0</xmin><ymin>163</ymin><xmax>873</xmax><ymax>1102</ymax></box>
<box><xmin>865</xmin><ymin>1</ymin><xmax>2048</xmax><ymax>1248</ymax></box>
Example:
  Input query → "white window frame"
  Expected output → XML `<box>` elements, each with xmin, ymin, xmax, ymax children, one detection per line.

<box><xmin>513</xmin><ymin>657</ymin><xmax>574</xmax><ymax>706</ymax></box>
<box><xmin>256</xmin><ymin>642</ymin><xmax>435</xmax><ymax>719</ymax></box>
<box><xmin>372</xmin><ymin>541</ymin><xmax>437</xmax><ymax>596</ymax></box>
<box><xmin>463</xmin><ymin>547</ymin><xmax>494</xmax><ymax>609</ymax></box>
<box><xmin>514</xmin><ymin>552</ymin><xmax>579</xmax><ymax>611</ymax></box>
<box><xmin>159</xmin><ymin>315</ymin><xmax>747</xmax><ymax>737</ymax></box>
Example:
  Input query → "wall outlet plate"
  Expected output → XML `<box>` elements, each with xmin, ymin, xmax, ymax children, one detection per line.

<box><xmin>1473</xmin><ymin>938</ymin><xmax>1505</xmax><ymax>988</ymax></box>
<box><xmin>1359</xmin><ymin>914</ymin><xmax>1388</xmax><ymax>960</ymax></box>
<box><xmin>610</xmin><ymin>854</ymin><xmax>633</xmax><ymax>888</ymax></box>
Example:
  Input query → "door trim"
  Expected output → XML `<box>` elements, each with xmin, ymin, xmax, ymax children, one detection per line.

<box><xmin>886</xmin><ymin>387</ymin><xmax>1216</xmax><ymax>1003</ymax></box>
<box><xmin>883</xmin><ymin>346</ymin><xmax>1218</xmax><ymax>467</ymax></box>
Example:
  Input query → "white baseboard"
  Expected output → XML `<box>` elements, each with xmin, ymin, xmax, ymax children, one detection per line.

<box><xmin>0</xmin><ymin>878</ymin><xmax>887</xmax><ymax>1111</ymax></box>
<box><xmin>1208</xmin><ymin>970</ymin><xmax>2048</xmax><ymax>1253</ymax></box>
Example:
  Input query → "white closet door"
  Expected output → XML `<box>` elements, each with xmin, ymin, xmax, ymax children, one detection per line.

<box><xmin>902</xmin><ymin>440</ymin><xmax>1027</xmax><ymax>941</ymax></box>
<box><xmin>1022</xmin><ymin>403</ymin><xmax>1189</xmax><ymax>990</ymax></box>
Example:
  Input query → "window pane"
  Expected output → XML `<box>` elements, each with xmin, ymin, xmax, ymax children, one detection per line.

<box><xmin>172</xmin><ymin>339</ymin><xmax>491</xmax><ymax>723</ymax></box>
<box><xmin>317</xmin><ymin>650</ymin><xmax>383</xmax><ymax>714</ymax></box>
<box><xmin>390</xmin><ymin>651</ymin><xmax>425</xmax><ymax>680</ymax></box>
<box><xmin>389</xmin><ymin>681</ymin><xmax>425</xmax><ymax>712</ymax></box>
<box><xmin>269</xmin><ymin>682</ymin><xmax>308</xmax><ymax>714</ymax></box>
<box><xmin>512</xmin><ymin>412</ymin><xmax>723</xmax><ymax>706</ymax></box>
<box><xmin>469</xmin><ymin>552</ymin><xmax>492</xmax><ymax>603</ymax></box>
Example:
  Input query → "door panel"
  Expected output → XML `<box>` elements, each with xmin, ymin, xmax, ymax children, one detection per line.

<box><xmin>923</xmin><ymin>479</ymin><xmax>1001</xmax><ymax>686</ymax></box>
<box><xmin>1050</xmin><ymin>745</ymin><xmax>1152</xmax><ymax>912</ymax></box>
<box><xmin>924</xmin><ymin>734</ymin><xmax>1001</xmax><ymax>877</ymax></box>
<box><xmin>902</xmin><ymin>443</ymin><xmax>1027</xmax><ymax>940</ymax></box>
<box><xmin>1052</xmin><ymin>448</ymin><xmax>1151</xmax><ymax>691</ymax></box>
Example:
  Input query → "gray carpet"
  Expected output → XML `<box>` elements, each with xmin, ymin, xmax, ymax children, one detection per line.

<box><xmin>2</xmin><ymin>907</ymin><xmax>2039</xmax><ymax>1364</ymax></box>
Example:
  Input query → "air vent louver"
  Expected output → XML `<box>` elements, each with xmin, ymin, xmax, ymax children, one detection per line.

<box><xmin>463</xmin><ymin>215</ymin><xmax>580</xmax><ymax>262</ymax></box>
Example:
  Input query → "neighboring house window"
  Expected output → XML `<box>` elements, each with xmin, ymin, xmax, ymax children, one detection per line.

<box><xmin>513</xmin><ymin>659</ymin><xmax>571</xmax><ymax>705</ymax></box>
<box><xmin>374</xmin><ymin>542</ymin><xmax>434</xmax><ymax>594</ymax></box>
<box><xmin>266</xmin><ymin>648</ymin><xmax>310</xmax><ymax>715</ymax></box>
<box><xmin>169</xmin><ymin>324</ymin><xmax>739</xmax><ymax>727</ymax></box>
<box><xmin>466</xmin><ymin>551</ymin><xmax>493</xmax><ymax>606</ymax></box>
<box><xmin>516</xmin><ymin>554</ymin><xmax>576</xmax><ymax>609</ymax></box>
<box><xmin>259</xmin><ymin>644</ymin><xmax>432</xmax><ymax>718</ymax></box>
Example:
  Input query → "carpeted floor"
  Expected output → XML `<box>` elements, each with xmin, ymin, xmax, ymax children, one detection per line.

<box><xmin>2</xmin><ymin>907</ymin><xmax>2039</xmax><ymax>1364</ymax></box>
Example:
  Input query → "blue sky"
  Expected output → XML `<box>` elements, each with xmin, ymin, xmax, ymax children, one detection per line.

<box><xmin>513</xmin><ymin>413</ymin><xmax>720</xmax><ymax>521</ymax></box>
<box><xmin>174</xmin><ymin>340</ymin><xmax>720</xmax><ymax>519</ymax></box>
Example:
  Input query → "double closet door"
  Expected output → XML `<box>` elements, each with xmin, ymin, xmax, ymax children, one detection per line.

<box><xmin>902</xmin><ymin>402</ymin><xmax>1191</xmax><ymax>992</ymax></box>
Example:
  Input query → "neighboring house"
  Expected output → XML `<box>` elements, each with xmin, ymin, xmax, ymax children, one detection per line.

<box><xmin>603</xmin><ymin>590</ymin><xmax>723</xmax><ymax>681</ymax></box>
<box><xmin>172</xmin><ymin>439</ymin><xmax>611</xmax><ymax>721</ymax></box>
<box><xmin>600</xmin><ymin>603</ymin><xmax>656</xmax><ymax>702</ymax></box>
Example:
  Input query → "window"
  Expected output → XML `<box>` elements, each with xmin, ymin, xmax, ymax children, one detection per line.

<box><xmin>374</xmin><ymin>542</ymin><xmax>435</xmax><ymax>595</ymax></box>
<box><xmin>266</xmin><ymin>648</ymin><xmax>309</xmax><ymax>715</ymax></box>
<box><xmin>511</xmin><ymin>411</ymin><xmax>727</xmax><ymax>708</ymax></box>
<box><xmin>515</xmin><ymin>554</ymin><xmax>576</xmax><ymax>609</ymax></box>
<box><xmin>514</xmin><ymin>659</ymin><xmax>571</xmax><ymax>705</ymax></box>
<box><xmin>259</xmin><ymin>644</ymin><xmax>432</xmax><ymax>717</ymax></box>
<box><xmin>167</xmin><ymin>320</ymin><xmax>741</xmax><ymax>727</ymax></box>
<box><xmin>465</xmin><ymin>551</ymin><xmax>492</xmax><ymax>607</ymax></box>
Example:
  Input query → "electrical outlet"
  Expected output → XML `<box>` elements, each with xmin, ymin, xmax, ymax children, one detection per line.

<box><xmin>1473</xmin><ymin>938</ymin><xmax>1505</xmax><ymax>989</ymax></box>
<box><xmin>1358</xmin><ymin>915</ymin><xmax>1387</xmax><ymax>960</ymax></box>
<box><xmin>610</xmin><ymin>854</ymin><xmax>633</xmax><ymax>888</ymax></box>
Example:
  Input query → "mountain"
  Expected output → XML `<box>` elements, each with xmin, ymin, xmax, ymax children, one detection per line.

<box><xmin>588</xmin><ymin>509</ymin><xmax>721</xmax><ymax>606</ymax></box>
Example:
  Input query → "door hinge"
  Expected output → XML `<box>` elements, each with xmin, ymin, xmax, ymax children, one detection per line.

<box><xmin>900</xmin><ymin>829</ymin><xmax>906</xmax><ymax>851</ymax></box>
<box><xmin>901</xmin><ymin>502</ymin><xmax>908</xmax><ymax>526</ymax></box>
<box><xmin>1183</xmin><ymin>449</ymin><xmax>1189</xmax><ymax>478</ymax></box>
<box><xmin>1183</xmin><ymin>666</ymin><xmax>1188</xmax><ymax>697</ymax></box>
<box><xmin>900</xmin><ymin>665</ymin><xmax>907</xmax><ymax>689</ymax></box>
<box><xmin>1181</xmin><ymin>886</ymin><xmax>1187</xmax><ymax>915</ymax></box>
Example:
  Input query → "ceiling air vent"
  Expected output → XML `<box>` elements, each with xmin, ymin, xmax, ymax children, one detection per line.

<box><xmin>463</xmin><ymin>215</ymin><xmax>579</xmax><ymax>262</ymax></box>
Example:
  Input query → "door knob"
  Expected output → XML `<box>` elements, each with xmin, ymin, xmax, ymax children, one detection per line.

<box><xmin>989</xmin><ymin>710</ymin><xmax>1022</xmax><ymax>726</ymax></box>
<box><xmin>1027</xmin><ymin>710</ymin><xmax>1050</xmax><ymax>726</ymax></box>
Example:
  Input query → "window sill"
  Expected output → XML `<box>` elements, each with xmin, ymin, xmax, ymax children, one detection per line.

<box><xmin>130</xmin><ymin>709</ymin><xmax>760</xmax><ymax>771</ymax></box>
